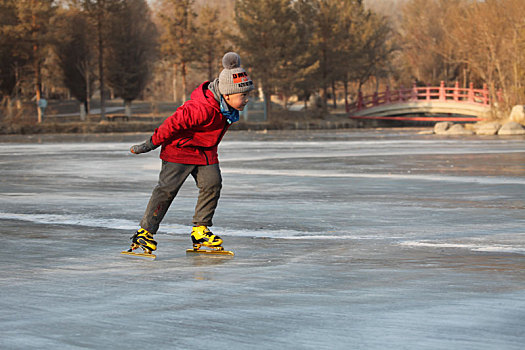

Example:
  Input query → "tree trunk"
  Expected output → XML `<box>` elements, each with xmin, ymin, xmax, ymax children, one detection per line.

<box><xmin>85</xmin><ymin>65</ymin><xmax>91</xmax><ymax>116</ymax></box>
<box><xmin>181</xmin><ymin>61</ymin><xmax>187</xmax><ymax>102</ymax></box>
<box><xmin>2</xmin><ymin>96</ymin><xmax>12</xmax><ymax>119</ymax></box>
<box><xmin>32</xmin><ymin>6</ymin><xmax>42</xmax><ymax>123</ymax></box>
<box><xmin>172</xmin><ymin>63</ymin><xmax>178</xmax><ymax>102</ymax></box>
<box><xmin>322</xmin><ymin>86</ymin><xmax>328</xmax><ymax>110</ymax></box>
<box><xmin>36</xmin><ymin>92</ymin><xmax>42</xmax><ymax>123</ymax></box>
<box><xmin>97</xmin><ymin>8</ymin><xmax>106</xmax><ymax>121</ymax></box>
<box><xmin>263</xmin><ymin>90</ymin><xmax>271</xmax><ymax>121</ymax></box>
<box><xmin>80</xmin><ymin>103</ymin><xmax>86</xmax><ymax>121</ymax></box>
<box><xmin>331</xmin><ymin>80</ymin><xmax>337</xmax><ymax>109</ymax></box>
<box><xmin>207</xmin><ymin>55</ymin><xmax>213</xmax><ymax>81</ymax></box>
<box><xmin>343</xmin><ymin>80</ymin><xmax>349</xmax><ymax>113</ymax></box>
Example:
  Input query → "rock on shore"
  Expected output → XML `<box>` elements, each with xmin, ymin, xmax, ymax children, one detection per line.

<box><xmin>509</xmin><ymin>105</ymin><xmax>525</xmax><ymax>124</ymax></box>
<box><xmin>434</xmin><ymin>120</ymin><xmax>525</xmax><ymax>136</ymax></box>
<box><xmin>474</xmin><ymin>122</ymin><xmax>501</xmax><ymax>136</ymax></box>
<box><xmin>498</xmin><ymin>121</ymin><xmax>525</xmax><ymax>135</ymax></box>
<box><xmin>433</xmin><ymin>122</ymin><xmax>474</xmax><ymax>135</ymax></box>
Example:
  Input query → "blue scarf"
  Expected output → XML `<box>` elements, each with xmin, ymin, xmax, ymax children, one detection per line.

<box><xmin>220</xmin><ymin>97</ymin><xmax>239</xmax><ymax>124</ymax></box>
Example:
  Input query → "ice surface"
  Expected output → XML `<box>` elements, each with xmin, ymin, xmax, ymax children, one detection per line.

<box><xmin>0</xmin><ymin>129</ymin><xmax>524</xmax><ymax>349</ymax></box>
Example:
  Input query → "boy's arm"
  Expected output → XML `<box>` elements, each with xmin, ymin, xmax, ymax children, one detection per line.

<box><xmin>130</xmin><ymin>103</ymin><xmax>206</xmax><ymax>154</ymax></box>
<box><xmin>130</xmin><ymin>137</ymin><xmax>158</xmax><ymax>154</ymax></box>
<box><xmin>152</xmin><ymin>103</ymin><xmax>204</xmax><ymax>145</ymax></box>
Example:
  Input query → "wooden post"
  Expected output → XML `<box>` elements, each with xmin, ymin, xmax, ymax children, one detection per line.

<box><xmin>439</xmin><ymin>81</ymin><xmax>446</xmax><ymax>100</ymax></box>
<box><xmin>468</xmin><ymin>82</ymin><xmax>474</xmax><ymax>103</ymax></box>
<box><xmin>411</xmin><ymin>83</ymin><xmax>418</xmax><ymax>101</ymax></box>
<box><xmin>454</xmin><ymin>81</ymin><xmax>459</xmax><ymax>101</ymax></box>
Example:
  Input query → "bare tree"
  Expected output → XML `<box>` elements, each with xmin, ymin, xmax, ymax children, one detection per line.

<box><xmin>9</xmin><ymin>0</ymin><xmax>55</xmax><ymax>122</ymax></box>
<box><xmin>444</xmin><ymin>0</ymin><xmax>525</xmax><ymax>109</ymax></box>
<box><xmin>397</xmin><ymin>0</ymin><xmax>525</xmax><ymax>112</ymax></box>
<box><xmin>157</xmin><ymin>0</ymin><xmax>197</xmax><ymax>103</ymax></box>
<box><xmin>194</xmin><ymin>4</ymin><xmax>226</xmax><ymax>81</ymax></box>
<box><xmin>309</xmin><ymin>0</ymin><xmax>343</xmax><ymax>108</ymax></box>
<box><xmin>81</xmin><ymin>0</ymin><xmax>123</xmax><ymax>121</ymax></box>
<box><xmin>397</xmin><ymin>0</ymin><xmax>462</xmax><ymax>86</ymax></box>
<box><xmin>350</xmin><ymin>6</ymin><xmax>393</xmax><ymax>92</ymax></box>
<box><xmin>52</xmin><ymin>7</ymin><xmax>96</xmax><ymax>120</ymax></box>
<box><xmin>235</xmin><ymin>0</ymin><xmax>307</xmax><ymax>117</ymax></box>
<box><xmin>0</xmin><ymin>0</ymin><xmax>29</xmax><ymax>118</ymax></box>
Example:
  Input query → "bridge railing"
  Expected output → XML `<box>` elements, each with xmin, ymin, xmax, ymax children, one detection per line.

<box><xmin>348</xmin><ymin>81</ymin><xmax>495</xmax><ymax>113</ymax></box>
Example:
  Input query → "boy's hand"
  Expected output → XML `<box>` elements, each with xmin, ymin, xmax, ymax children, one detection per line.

<box><xmin>130</xmin><ymin>138</ymin><xmax>158</xmax><ymax>154</ymax></box>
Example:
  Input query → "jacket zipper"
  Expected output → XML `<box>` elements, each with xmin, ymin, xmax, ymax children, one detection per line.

<box><xmin>199</xmin><ymin>123</ymin><xmax>228</xmax><ymax>165</ymax></box>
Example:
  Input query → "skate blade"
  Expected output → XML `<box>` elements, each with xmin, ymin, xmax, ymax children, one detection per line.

<box><xmin>186</xmin><ymin>248</ymin><xmax>234</xmax><ymax>256</ymax></box>
<box><xmin>121</xmin><ymin>250</ymin><xmax>157</xmax><ymax>259</ymax></box>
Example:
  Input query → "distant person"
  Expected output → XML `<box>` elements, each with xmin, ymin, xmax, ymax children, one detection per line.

<box><xmin>125</xmin><ymin>52</ymin><xmax>254</xmax><ymax>256</ymax></box>
<box><xmin>37</xmin><ymin>96</ymin><xmax>48</xmax><ymax>118</ymax></box>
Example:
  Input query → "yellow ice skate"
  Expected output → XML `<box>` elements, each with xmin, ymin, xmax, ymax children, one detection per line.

<box><xmin>187</xmin><ymin>226</ymin><xmax>233</xmax><ymax>256</ymax></box>
<box><xmin>121</xmin><ymin>228</ymin><xmax>157</xmax><ymax>259</ymax></box>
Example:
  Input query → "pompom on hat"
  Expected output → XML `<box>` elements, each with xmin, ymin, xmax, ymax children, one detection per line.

<box><xmin>218</xmin><ymin>52</ymin><xmax>254</xmax><ymax>95</ymax></box>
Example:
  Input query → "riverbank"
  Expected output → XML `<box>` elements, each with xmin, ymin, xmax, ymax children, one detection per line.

<box><xmin>0</xmin><ymin>117</ymin><xmax>362</xmax><ymax>135</ymax></box>
<box><xmin>0</xmin><ymin>109</ymin><xmax>379</xmax><ymax>135</ymax></box>
<box><xmin>2</xmin><ymin>98</ymin><xmax>364</xmax><ymax>134</ymax></box>
<box><xmin>4</xmin><ymin>97</ymin><xmax>525</xmax><ymax>135</ymax></box>
<box><xmin>3</xmin><ymin>108</ymin><xmax>525</xmax><ymax>136</ymax></box>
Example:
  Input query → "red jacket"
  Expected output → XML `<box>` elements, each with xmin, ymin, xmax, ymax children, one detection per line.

<box><xmin>151</xmin><ymin>82</ymin><xmax>229</xmax><ymax>165</ymax></box>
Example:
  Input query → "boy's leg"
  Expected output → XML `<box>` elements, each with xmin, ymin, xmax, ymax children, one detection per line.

<box><xmin>191</xmin><ymin>164</ymin><xmax>222</xmax><ymax>227</ymax></box>
<box><xmin>140</xmin><ymin>161</ymin><xmax>195</xmax><ymax>233</ymax></box>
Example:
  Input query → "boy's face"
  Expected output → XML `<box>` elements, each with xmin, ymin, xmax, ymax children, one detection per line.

<box><xmin>224</xmin><ymin>91</ymin><xmax>250</xmax><ymax>111</ymax></box>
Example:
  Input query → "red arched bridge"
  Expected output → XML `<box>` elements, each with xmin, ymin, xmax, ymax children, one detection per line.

<box><xmin>348</xmin><ymin>82</ymin><xmax>499</xmax><ymax>122</ymax></box>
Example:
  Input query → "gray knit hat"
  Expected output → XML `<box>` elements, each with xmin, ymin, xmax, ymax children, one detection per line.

<box><xmin>218</xmin><ymin>52</ymin><xmax>254</xmax><ymax>95</ymax></box>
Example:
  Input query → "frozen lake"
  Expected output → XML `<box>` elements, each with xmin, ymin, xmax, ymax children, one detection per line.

<box><xmin>1</xmin><ymin>129</ymin><xmax>524</xmax><ymax>349</ymax></box>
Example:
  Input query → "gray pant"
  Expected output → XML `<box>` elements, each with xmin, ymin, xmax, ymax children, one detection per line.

<box><xmin>140</xmin><ymin>161</ymin><xmax>222</xmax><ymax>234</ymax></box>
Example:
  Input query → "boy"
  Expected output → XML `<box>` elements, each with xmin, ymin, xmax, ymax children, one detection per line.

<box><xmin>126</xmin><ymin>52</ymin><xmax>254</xmax><ymax>255</ymax></box>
